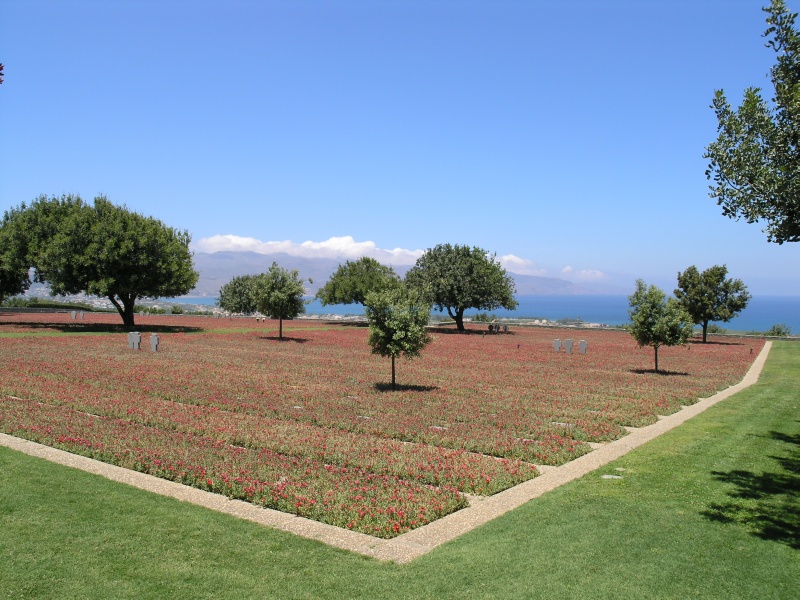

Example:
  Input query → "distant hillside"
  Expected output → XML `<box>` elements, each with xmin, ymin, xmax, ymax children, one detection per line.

<box><xmin>190</xmin><ymin>251</ymin><xmax>604</xmax><ymax>297</ymax></box>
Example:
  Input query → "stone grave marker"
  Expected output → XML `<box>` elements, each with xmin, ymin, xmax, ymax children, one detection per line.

<box><xmin>128</xmin><ymin>332</ymin><xmax>141</xmax><ymax>350</ymax></box>
<box><xmin>150</xmin><ymin>334</ymin><xmax>159</xmax><ymax>352</ymax></box>
<box><xmin>564</xmin><ymin>339</ymin><xmax>573</xmax><ymax>354</ymax></box>
<box><xmin>579</xmin><ymin>340</ymin><xmax>588</xmax><ymax>354</ymax></box>
<box><xmin>71</xmin><ymin>311</ymin><xmax>76</xmax><ymax>320</ymax></box>
<box><xmin>553</xmin><ymin>339</ymin><xmax>561</xmax><ymax>352</ymax></box>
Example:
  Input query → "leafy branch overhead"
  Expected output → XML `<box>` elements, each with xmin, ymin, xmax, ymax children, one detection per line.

<box><xmin>705</xmin><ymin>0</ymin><xmax>800</xmax><ymax>243</ymax></box>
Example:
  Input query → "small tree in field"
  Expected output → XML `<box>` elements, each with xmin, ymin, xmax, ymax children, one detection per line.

<box><xmin>316</xmin><ymin>257</ymin><xmax>401</xmax><ymax>307</ymax></box>
<box><xmin>253</xmin><ymin>262</ymin><xmax>309</xmax><ymax>340</ymax></box>
<box><xmin>218</xmin><ymin>274</ymin><xmax>260</xmax><ymax>314</ymax></box>
<box><xmin>364</xmin><ymin>287</ymin><xmax>431</xmax><ymax>389</ymax></box>
<box><xmin>628</xmin><ymin>280</ymin><xmax>694</xmax><ymax>373</ymax></box>
<box><xmin>405</xmin><ymin>243</ymin><xmax>517</xmax><ymax>332</ymax></box>
<box><xmin>675</xmin><ymin>265</ymin><xmax>751</xmax><ymax>342</ymax></box>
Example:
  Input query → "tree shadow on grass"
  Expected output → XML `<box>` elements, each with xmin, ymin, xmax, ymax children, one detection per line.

<box><xmin>373</xmin><ymin>383</ymin><xmax>439</xmax><ymax>393</ymax></box>
<box><xmin>427</xmin><ymin>326</ymin><xmax>515</xmax><ymax>336</ymax></box>
<box><xmin>688</xmin><ymin>339</ymin><xmax>746</xmax><ymax>347</ymax></box>
<box><xmin>701</xmin><ymin>429</ymin><xmax>800</xmax><ymax>549</ymax></box>
<box><xmin>258</xmin><ymin>336</ymin><xmax>310</xmax><ymax>343</ymax></box>
<box><xmin>0</xmin><ymin>321</ymin><xmax>204</xmax><ymax>334</ymax></box>
<box><xmin>630</xmin><ymin>369</ymin><xmax>690</xmax><ymax>376</ymax></box>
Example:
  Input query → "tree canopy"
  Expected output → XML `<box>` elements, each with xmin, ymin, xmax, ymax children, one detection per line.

<box><xmin>363</xmin><ymin>286</ymin><xmax>432</xmax><ymax>389</ymax></box>
<box><xmin>1</xmin><ymin>195</ymin><xmax>198</xmax><ymax>326</ymax></box>
<box><xmin>675</xmin><ymin>265</ymin><xmax>751</xmax><ymax>343</ymax></box>
<box><xmin>218</xmin><ymin>274</ymin><xmax>261</xmax><ymax>315</ymax></box>
<box><xmin>628</xmin><ymin>280</ymin><xmax>694</xmax><ymax>373</ymax></box>
<box><xmin>405</xmin><ymin>244</ymin><xmax>517</xmax><ymax>332</ymax></box>
<box><xmin>705</xmin><ymin>0</ymin><xmax>800</xmax><ymax>243</ymax></box>
<box><xmin>254</xmin><ymin>262</ymin><xmax>309</xmax><ymax>340</ymax></box>
<box><xmin>315</xmin><ymin>257</ymin><xmax>401</xmax><ymax>306</ymax></box>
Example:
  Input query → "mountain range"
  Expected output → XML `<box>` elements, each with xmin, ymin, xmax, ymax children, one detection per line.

<box><xmin>190</xmin><ymin>251</ymin><xmax>620</xmax><ymax>297</ymax></box>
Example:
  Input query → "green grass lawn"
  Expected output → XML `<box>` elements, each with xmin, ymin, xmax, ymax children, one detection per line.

<box><xmin>1</xmin><ymin>342</ymin><xmax>797</xmax><ymax>599</ymax></box>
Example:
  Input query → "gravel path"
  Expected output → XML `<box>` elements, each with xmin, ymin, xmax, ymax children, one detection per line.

<box><xmin>0</xmin><ymin>341</ymin><xmax>771</xmax><ymax>563</ymax></box>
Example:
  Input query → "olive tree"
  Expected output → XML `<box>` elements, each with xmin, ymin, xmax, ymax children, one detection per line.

<box><xmin>705</xmin><ymin>0</ymin><xmax>800</xmax><ymax>243</ymax></box>
<box><xmin>405</xmin><ymin>244</ymin><xmax>517</xmax><ymax>332</ymax></box>
<box><xmin>628</xmin><ymin>280</ymin><xmax>694</xmax><ymax>373</ymax></box>
<box><xmin>675</xmin><ymin>265</ymin><xmax>751</xmax><ymax>342</ymax></box>
<box><xmin>2</xmin><ymin>195</ymin><xmax>198</xmax><ymax>327</ymax></box>
<box><xmin>363</xmin><ymin>286</ymin><xmax>432</xmax><ymax>389</ymax></box>
<box><xmin>316</xmin><ymin>257</ymin><xmax>401</xmax><ymax>307</ymax></box>
<box><xmin>218</xmin><ymin>274</ymin><xmax>261</xmax><ymax>314</ymax></box>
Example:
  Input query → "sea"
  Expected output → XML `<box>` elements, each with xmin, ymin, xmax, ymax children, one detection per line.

<box><xmin>176</xmin><ymin>294</ymin><xmax>800</xmax><ymax>334</ymax></box>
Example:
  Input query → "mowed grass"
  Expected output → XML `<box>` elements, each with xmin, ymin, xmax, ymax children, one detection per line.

<box><xmin>1</xmin><ymin>342</ymin><xmax>797</xmax><ymax>599</ymax></box>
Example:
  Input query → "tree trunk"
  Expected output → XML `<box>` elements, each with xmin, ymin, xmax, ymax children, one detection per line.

<box><xmin>702</xmin><ymin>320</ymin><xmax>709</xmax><ymax>343</ymax></box>
<box><xmin>654</xmin><ymin>345</ymin><xmax>659</xmax><ymax>373</ymax></box>
<box><xmin>109</xmin><ymin>294</ymin><xmax>136</xmax><ymax>328</ymax></box>
<box><xmin>279</xmin><ymin>317</ymin><xmax>283</xmax><ymax>340</ymax></box>
<box><xmin>453</xmin><ymin>308</ymin><xmax>466</xmax><ymax>332</ymax></box>
<box><xmin>391</xmin><ymin>355</ymin><xmax>396</xmax><ymax>390</ymax></box>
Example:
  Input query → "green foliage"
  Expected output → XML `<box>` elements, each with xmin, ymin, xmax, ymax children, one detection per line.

<box><xmin>675</xmin><ymin>265</ymin><xmax>751</xmax><ymax>342</ymax></box>
<box><xmin>364</xmin><ymin>286</ymin><xmax>432</xmax><ymax>388</ymax></box>
<box><xmin>252</xmin><ymin>262</ymin><xmax>309</xmax><ymax>339</ymax></box>
<box><xmin>2</xmin><ymin>195</ymin><xmax>198</xmax><ymax>327</ymax></box>
<box><xmin>767</xmin><ymin>323</ymin><xmax>792</xmax><ymax>336</ymax></box>
<box><xmin>405</xmin><ymin>243</ymin><xmax>517</xmax><ymax>332</ymax></box>
<box><xmin>471</xmin><ymin>312</ymin><xmax>498</xmax><ymax>323</ymax></box>
<box><xmin>170</xmin><ymin>305</ymin><xmax>184</xmax><ymax>315</ymax></box>
<box><xmin>315</xmin><ymin>257</ymin><xmax>401</xmax><ymax>306</ymax></box>
<box><xmin>628</xmin><ymin>279</ymin><xmax>694</xmax><ymax>372</ymax></box>
<box><xmin>0</xmin><ymin>206</ymin><xmax>34</xmax><ymax>303</ymax></box>
<box><xmin>705</xmin><ymin>0</ymin><xmax>800</xmax><ymax>243</ymax></box>
<box><xmin>218</xmin><ymin>274</ymin><xmax>260</xmax><ymax>314</ymax></box>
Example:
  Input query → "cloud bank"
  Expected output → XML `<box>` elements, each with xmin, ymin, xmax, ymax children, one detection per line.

<box><xmin>499</xmin><ymin>254</ymin><xmax>548</xmax><ymax>276</ymax></box>
<box><xmin>561</xmin><ymin>266</ymin><xmax>607</xmax><ymax>281</ymax></box>
<box><xmin>193</xmin><ymin>235</ymin><xmax>610</xmax><ymax>281</ymax></box>
<box><xmin>193</xmin><ymin>235</ymin><xmax>424</xmax><ymax>265</ymax></box>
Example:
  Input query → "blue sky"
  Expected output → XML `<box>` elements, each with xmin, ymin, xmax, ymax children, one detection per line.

<box><xmin>2</xmin><ymin>0</ymin><xmax>799</xmax><ymax>295</ymax></box>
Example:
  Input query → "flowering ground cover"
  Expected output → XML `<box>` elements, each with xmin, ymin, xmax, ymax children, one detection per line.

<box><xmin>0</xmin><ymin>311</ymin><xmax>763</xmax><ymax>537</ymax></box>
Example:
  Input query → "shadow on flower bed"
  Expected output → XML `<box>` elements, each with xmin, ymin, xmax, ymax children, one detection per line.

<box><xmin>427</xmin><ymin>326</ymin><xmax>515</xmax><ymax>336</ymax></box>
<box><xmin>0</xmin><ymin>320</ymin><xmax>204</xmax><ymax>334</ymax></box>
<box><xmin>373</xmin><ymin>382</ymin><xmax>439</xmax><ymax>393</ymax></box>
<box><xmin>630</xmin><ymin>368</ymin><xmax>690</xmax><ymax>376</ymax></box>
<box><xmin>701</xmin><ymin>429</ymin><xmax>800</xmax><ymax>549</ymax></box>
<box><xmin>258</xmin><ymin>335</ymin><xmax>310</xmax><ymax>343</ymax></box>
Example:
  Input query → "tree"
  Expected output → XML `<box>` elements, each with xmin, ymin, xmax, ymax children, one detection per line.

<box><xmin>628</xmin><ymin>280</ymin><xmax>694</xmax><ymax>373</ymax></box>
<box><xmin>675</xmin><ymin>265</ymin><xmax>751</xmax><ymax>343</ymax></box>
<box><xmin>3</xmin><ymin>194</ymin><xmax>198</xmax><ymax>327</ymax></box>
<box><xmin>363</xmin><ymin>286</ymin><xmax>432</xmax><ymax>389</ymax></box>
<box><xmin>405</xmin><ymin>244</ymin><xmax>518</xmax><ymax>332</ymax></box>
<box><xmin>252</xmin><ymin>262</ymin><xmax>309</xmax><ymax>340</ymax></box>
<box><xmin>705</xmin><ymin>0</ymin><xmax>800</xmax><ymax>243</ymax></box>
<box><xmin>218</xmin><ymin>274</ymin><xmax>261</xmax><ymax>314</ymax></box>
<box><xmin>0</xmin><ymin>208</ymin><xmax>31</xmax><ymax>304</ymax></box>
<box><xmin>315</xmin><ymin>257</ymin><xmax>401</xmax><ymax>306</ymax></box>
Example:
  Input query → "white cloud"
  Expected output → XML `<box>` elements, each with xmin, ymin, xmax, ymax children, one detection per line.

<box><xmin>562</xmin><ymin>266</ymin><xmax>607</xmax><ymax>281</ymax></box>
<box><xmin>193</xmin><ymin>235</ymin><xmax>423</xmax><ymax>265</ymax></box>
<box><xmin>500</xmin><ymin>254</ymin><xmax>548</xmax><ymax>276</ymax></box>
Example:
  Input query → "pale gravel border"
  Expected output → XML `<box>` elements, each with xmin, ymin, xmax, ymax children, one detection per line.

<box><xmin>0</xmin><ymin>341</ymin><xmax>771</xmax><ymax>564</ymax></box>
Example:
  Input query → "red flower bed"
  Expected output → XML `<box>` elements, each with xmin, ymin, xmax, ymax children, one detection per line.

<box><xmin>0</xmin><ymin>312</ymin><xmax>763</xmax><ymax>537</ymax></box>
